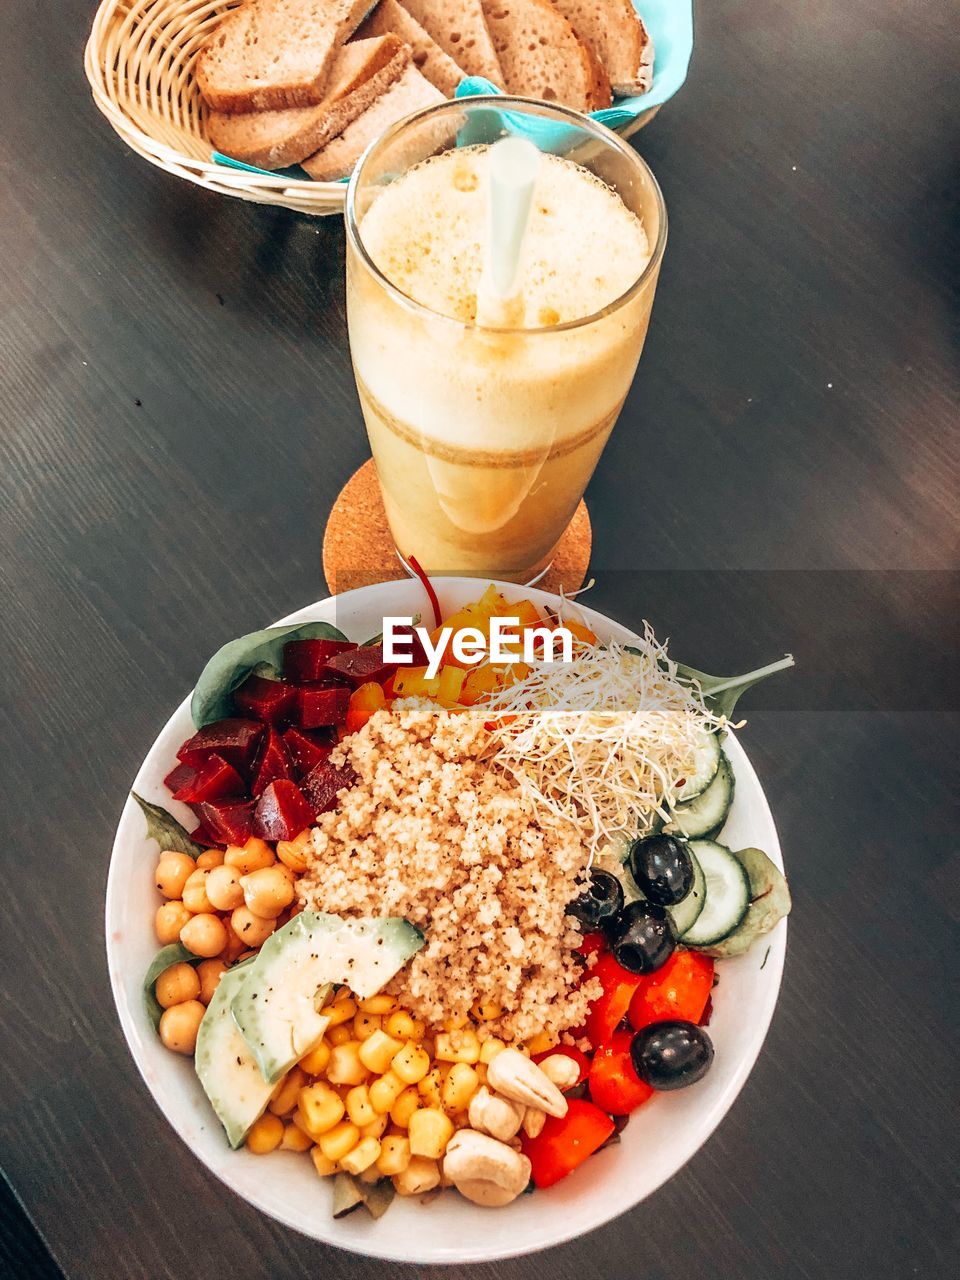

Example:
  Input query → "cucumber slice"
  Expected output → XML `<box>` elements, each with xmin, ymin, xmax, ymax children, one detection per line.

<box><xmin>679</xmin><ymin>730</ymin><xmax>721</xmax><ymax>801</ymax></box>
<box><xmin>667</xmin><ymin>845</ymin><xmax>706</xmax><ymax>936</ymax></box>
<box><xmin>681</xmin><ymin>840</ymin><xmax>751</xmax><ymax>946</ymax></box>
<box><xmin>666</xmin><ymin>753</ymin><xmax>735</xmax><ymax>840</ymax></box>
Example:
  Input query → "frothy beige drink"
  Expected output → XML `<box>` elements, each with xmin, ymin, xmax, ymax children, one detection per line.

<box><xmin>347</xmin><ymin>130</ymin><xmax>664</xmax><ymax>578</ymax></box>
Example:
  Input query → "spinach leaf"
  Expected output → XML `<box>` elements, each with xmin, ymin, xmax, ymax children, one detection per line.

<box><xmin>362</xmin><ymin>613</ymin><xmax>420</xmax><ymax>648</ymax></box>
<box><xmin>670</xmin><ymin>655</ymin><xmax>795</xmax><ymax>720</ymax></box>
<box><xmin>695</xmin><ymin>846</ymin><xmax>792</xmax><ymax>959</ymax></box>
<box><xmin>191</xmin><ymin>620</ymin><xmax>348</xmax><ymax>727</ymax></box>
<box><xmin>143</xmin><ymin>942</ymin><xmax>201</xmax><ymax>1030</ymax></box>
<box><xmin>132</xmin><ymin>792</ymin><xmax>203</xmax><ymax>858</ymax></box>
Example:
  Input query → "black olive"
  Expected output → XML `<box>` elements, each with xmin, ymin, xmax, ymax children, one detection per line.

<box><xmin>628</xmin><ymin>835</ymin><xmax>694</xmax><ymax>906</ymax></box>
<box><xmin>606</xmin><ymin>899</ymin><xmax>676</xmax><ymax>973</ymax></box>
<box><xmin>566</xmin><ymin>870</ymin><xmax>624</xmax><ymax>929</ymax></box>
<box><xmin>631</xmin><ymin>1021</ymin><xmax>714</xmax><ymax>1090</ymax></box>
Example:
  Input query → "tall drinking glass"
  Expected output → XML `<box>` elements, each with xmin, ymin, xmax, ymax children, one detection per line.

<box><xmin>345</xmin><ymin>97</ymin><xmax>667</xmax><ymax>581</ymax></box>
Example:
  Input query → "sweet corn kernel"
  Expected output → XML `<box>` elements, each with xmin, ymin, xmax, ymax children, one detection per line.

<box><xmin>318</xmin><ymin>1121</ymin><xmax>360</xmax><ymax>1164</ymax></box>
<box><xmin>475</xmin><ymin>1063</ymin><xmax>488</xmax><ymax>1085</ymax></box>
<box><xmin>281</xmin><ymin>1122</ymin><xmax>314</xmax><ymax>1153</ymax></box>
<box><xmin>360</xmin><ymin>1112</ymin><xmax>389</xmax><ymax>1140</ymax></box>
<box><xmin>310</xmin><ymin>1147</ymin><xmax>338</xmax><ymax>1177</ymax></box>
<box><xmin>376</xmin><ymin>1135</ymin><xmax>411</xmax><ymax>1177</ymax></box>
<box><xmin>435</xmin><ymin>1029</ymin><xmax>481</xmax><ymax>1064</ymax></box>
<box><xmin>358</xmin><ymin>1030</ymin><xmax>403</xmax><ymax>1075</ymax></box>
<box><xmin>390</xmin><ymin>1086</ymin><xmax>420</xmax><ymax>1129</ymax></box>
<box><xmin>391</xmin><ymin>1043</ymin><xmax>431</xmax><ymax>1085</ymax></box>
<box><xmin>441</xmin><ymin>1062</ymin><xmax>480</xmax><ymax>1113</ymax></box>
<box><xmin>327</xmin><ymin>1024</ymin><xmax>353</xmax><ymax>1047</ymax></box>
<box><xmin>417</xmin><ymin>1067</ymin><xmax>444</xmax><ymax>1110</ymax></box>
<box><xmin>245</xmin><ymin>1112</ymin><xmax>284</xmax><ymax>1154</ymax></box>
<box><xmin>384</xmin><ymin>1010</ymin><xmax>423</xmax><ymax>1042</ymax></box>
<box><xmin>420</xmin><ymin>1038</ymin><xmax>435</xmax><ymax>1058</ymax></box>
<box><xmin>353</xmin><ymin>1011</ymin><xmax>382</xmax><ymax>1041</ymax></box>
<box><xmin>345</xmin><ymin>1085</ymin><xmax>377</xmax><ymax>1129</ymax></box>
<box><xmin>269</xmin><ymin>1066</ymin><xmax>306</xmax><ymax>1117</ymax></box>
<box><xmin>325</xmin><ymin>997</ymin><xmax>358</xmax><ymax>1027</ymax></box>
<box><xmin>358</xmin><ymin>1164</ymin><xmax>382</xmax><ymax>1185</ymax></box>
<box><xmin>358</xmin><ymin>993</ymin><xmax>397</xmax><ymax>1015</ymax></box>
<box><xmin>408</xmin><ymin>1107</ymin><xmax>455</xmax><ymax>1159</ymax></box>
<box><xmin>479</xmin><ymin>1037</ymin><xmax>507</xmax><ymax>1065</ymax></box>
<box><xmin>442</xmin><ymin>1014</ymin><xmax>469</xmax><ymax>1032</ymax></box>
<box><xmin>298</xmin><ymin>1083</ymin><xmax>344</xmax><ymax>1136</ymax></box>
<box><xmin>393</xmin><ymin>1157</ymin><xmax>440</xmax><ymax>1196</ymax></box>
<box><xmin>340</xmin><ymin>1136</ymin><xmax>381</xmax><ymax>1175</ymax></box>
<box><xmin>299</xmin><ymin>1040</ymin><xmax>331</xmax><ymax>1076</ymax></box>
<box><xmin>471</xmin><ymin>1000</ymin><xmax>503</xmax><ymax>1022</ymax></box>
<box><xmin>326</xmin><ymin>1041</ymin><xmax>368</xmax><ymax>1086</ymax></box>
<box><xmin>525</xmin><ymin>1030</ymin><xmax>560</xmax><ymax>1056</ymax></box>
<box><xmin>368</xmin><ymin>1070</ymin><xmax>405</xmax><ymax>1112</ymax></box>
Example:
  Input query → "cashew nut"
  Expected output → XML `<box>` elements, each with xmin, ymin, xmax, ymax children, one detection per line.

<box><xmin>538</xmin><ymin>1053</ymin><xmax>580</xmax><ymax>1092</ymax></box>
<box><xmin>468</xmin><ymin>1086</ymin><xmax>525</xmax><ymax>1142</ymax></box>
<box><xmin>487</xmin><ymin>1047</ymin><xmax>568</xmax><ymax>1118</ymax></box>
<box><xmin>442</xmin><ymin>1129</ymin><xmax>532</xmax><ymax>1207</ymax></box>
<box><xmin>521</xmin><ymin>1106</ymin><xmax>546</xmax><ymax>1139</ymax></box>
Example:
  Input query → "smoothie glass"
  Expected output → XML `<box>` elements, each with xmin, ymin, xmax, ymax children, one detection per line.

<box><xmin>344</xmin><ymin>97</ymin><xmax>667</xmax><ymax>580</ymax></box>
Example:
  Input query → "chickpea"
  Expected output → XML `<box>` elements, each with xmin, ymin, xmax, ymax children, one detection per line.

<box><xmin>205</xmin><ymin>864</ymin><xmax>244</xmax><ymax>912</ymax></box>
<box><xmin>239</xmin><ymin>866</ymin><xmax>295</xmax><ymax>920</ymax></box>
<box><xmin>196</xmin><ymin>958</ymin><xmax>227</xmax><ymax>1005</ymax></box>
<box><xmin>276</xmin><ymin>830</ymin><xmax>312</xmax><ymax>873</ymax></box>
<box><xmin>155</xmin><ymin>900</ymin><xmax>192</xmax><ymax>944</ymax></box>
<box><xmin>155</xmin><ymin>962</ymin><xmax>201</xmax><ymax>1009</ymax></box>
<box><xmin>224</xmin><ymin>838</ymin><xmax>274</xmax><ymax>875</ymax></box>
<box><xmin>180</xmin><ymin>913</ymin><xmax>228</xmax><ymax>958</ymax></box>
<box><xmin>218</xmin><ymin>920</ymin><xmax>247</xmax><ymax>965</ymax></box>
<box><xmin>230</xmin><ymin>906</ymin><xmax>277</xmax><ymax>948</ymax></box>
<box><xmin>181</xmin><ymin>868</ymin><xmax>213</xmax><ymax>914</ymax></box>
<box><xmin>196</xmin><ymin>847</ymin><xmax>225</xmax><ymax>869</ymax></box>
<box><xmin>159</xmin><ymin>1000</ymin><xmax>205</xmax><ymax>1054</ymax></box>
<box><xmin>154</xmin><ymin>853</ymin><xmax>195</xmax><ymax>900</ymax></box>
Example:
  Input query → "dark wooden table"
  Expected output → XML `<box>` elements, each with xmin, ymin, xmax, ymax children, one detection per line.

<box><xmin>2</xmin><ymin>1</ymin><xmax>958</xmax><ymax>1277</ymax></box>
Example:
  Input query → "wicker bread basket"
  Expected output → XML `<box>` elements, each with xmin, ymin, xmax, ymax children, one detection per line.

<box><xmin>85</xmin><ymin>0</ymin><xmax>671</xmax><ymax>218</ymax></box>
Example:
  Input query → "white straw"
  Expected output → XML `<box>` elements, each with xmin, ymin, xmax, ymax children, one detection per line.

<box><xmin>476</xmin><ymin>136</ymin><xmax>540</xmax><ymax>327</ymax></box>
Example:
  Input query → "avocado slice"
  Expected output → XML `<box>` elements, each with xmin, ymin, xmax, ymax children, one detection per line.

<box><xmin>231</xmin><ymin>913</ymin><xmax>425</xmax><ymax>1085</ymax></box>
<box><xmin>194</xmin><ymin>959</ymin><xmax>273</xmax><ymax>1148</ymax></box>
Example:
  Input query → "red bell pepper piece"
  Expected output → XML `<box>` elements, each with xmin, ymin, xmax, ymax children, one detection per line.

<box><xmin>627</xmin><ymin>950</ymin><xmax>715</xmax><ymax>1033</ymax></box>
<box><xmin>522</xmin><ymin>1098</ymin><xmax>615</xmax><ymax>1188</ymax></box>
<box><xmin>575</xmin><ymin>931</ymin><xmax>606</xmax><ymax>959</ymax></box>
<box><xmin>345</xmin><ymin>681</ymin><xmax>387</xmax><ymax>733</ymax></box>
<box><xmin>585</xmin><ymin>952</ymin><xmax>646</xmax><ymax>1048</ymax></box>
<box><xmin>587</xmin><ymin>1031</ymin><xmax>654</xmax><ymax>1116</ymax></box>
<box><xmin>533</xmin><ymin>1045</ymin><xmax>591</xmax><ymax>1086</ymax></box>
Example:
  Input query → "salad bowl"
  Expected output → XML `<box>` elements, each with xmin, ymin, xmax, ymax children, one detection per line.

<box><xmin>106</xmin><ymin>576</ymin><xmax>786</xmax><ymax>1263</ymax></box>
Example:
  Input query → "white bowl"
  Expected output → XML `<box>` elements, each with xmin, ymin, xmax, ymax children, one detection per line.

<box><xmin>106</xmin><ymin>578</ymin><xmax>786</xmax><ymax>1263</ymax></box>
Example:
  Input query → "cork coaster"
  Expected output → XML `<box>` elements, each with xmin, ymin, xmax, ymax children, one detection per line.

<box><xmin>322</xmin><ymin>459</ymin><xmax>592</xmax><ymax>597</ymax></box>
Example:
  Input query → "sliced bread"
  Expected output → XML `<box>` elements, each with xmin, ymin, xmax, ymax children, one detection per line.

<box><xmin>549</xmin><ymin>0</ymin><xmax>654</xmax><ymax>96</ymax></box>
<box><xmin>301</xmin><ymin>65</ymin><xmax>445</xmax><ymax>180</ymax></box>
<box><xmin>207</xmin><ymin>37</ymin><xmax>410</xmax><ymax>170</ymax></box>
<box><xmin>398</xmin><ymin>0</ymin><xmax>503</xmax><ymax>85</ymax></box>
<box><xmin>480</xmin><ymin>0</ymin><xmax>609</xmax><ymax>111</ymax></box>
<box><xmin>356</xmin><ymin>0</ymin><xmax>466</xmax><ymax>98</ymax></box>
<box><xmin>196</xmin><ymin>0</ymin><xmax>372</xmax><ymax>113</ymax></box>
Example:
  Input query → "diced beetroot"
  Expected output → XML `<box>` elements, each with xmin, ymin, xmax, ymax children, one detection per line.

<box><xmin>173</xmin><ymin>753</ymin><xmax>244</xmax><ymax>804</ymax></box>
<box><xmin>298</xmin><ymin>685</ymin><xmax>350</xmax><ymax>728</ymax></box>
<box><xmin>188</xmin><ymin>820</ymin><xmax>225</xmax><ymax>848</ymax></box>
<box><xmin>194</xmin><ymin>797</ymin><xmax>255</xmax><ymax>846</ymax></box>
<box><xmin>233</xmin><ymin>674</ymin><xmax>298</xmax><ymax>726</ymax></box>
<box><xmin>302</xmin><ymin>760</ymin><xmax>358</xmax><ymax>816</ymax></box>
<box><xmin>284</xmin><ymin>638</ymin><xmax>357</xmax><ymax>683</ymax></box>
<box><xmin>163</xmin><ymin>763</ymin><xmax>196</xmax><ymax>795</ymax></box>
<box><xmin>252</xmin><ymin>780</ymin><xmax>315</xmax><ymax>842</ymax></box>
<box><xmin>249</xmin><ymin>727</ymin><xmax>297</xmax><ymax>797</ymax></box>
<box><xmin>177</xmin><ymin>719</ymin><xmax>265</xmax><ymax>773</ymax></box>
<box><xmin>323</xmin><ymin>643</ymin><xmax>396</xmax><ymax>687</ymax></box>
<box><xmin>283</xmin><ymin>726</ymin><xmax>334</xmax><ymax>774</ymax></box>
<box><xmin>387</xmin><ymin>625</ymin><xmax>431</xmax><ymax>668</ymax></box>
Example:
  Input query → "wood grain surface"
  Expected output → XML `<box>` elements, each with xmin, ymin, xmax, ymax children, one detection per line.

<box><xmin>1</xmin><ymin>1</ymin><xmax>958</xmax><ymax>1278</ymax></box>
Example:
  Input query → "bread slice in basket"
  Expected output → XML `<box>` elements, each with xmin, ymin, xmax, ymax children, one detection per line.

<box><xmin>357</xmin><ymin>0</ymin><xmax>467</xmax><ymax>98</ymax></box>
<box><xmin>480</xmin><ymin>0</ymin><xmax>611</xmax><ymax>111</ymax></box>
<box><xmin>301</xmin><ymin>66</ymin><xmax>445</xmax><ymax>180</ymax></box>
<box><xmin>398</xmin><ymin>0</ymin><xmax>503</xmax><ymax>85</ymax></box>
<box><xmin>549</xmin><ymin>0</ymin><xmax>654</xmax><ymax>96</ymax></box>
<box><xmin>206</xmin><ymin>36</ymin><xmax>410</xmax><ymax>170</ymax></box>
<box><xmin>196</xmin><ymin>0</ymin><xmax>372</xmax><ymax>113</ymax></box>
